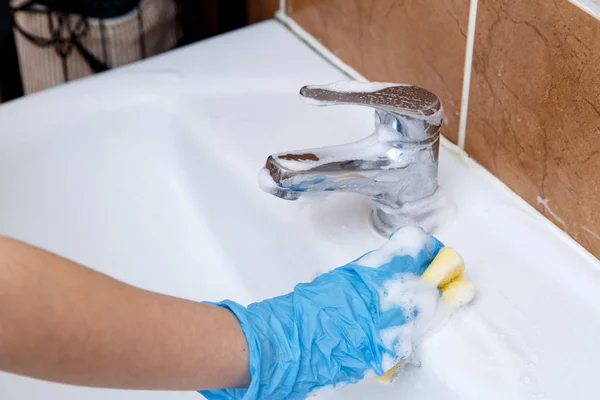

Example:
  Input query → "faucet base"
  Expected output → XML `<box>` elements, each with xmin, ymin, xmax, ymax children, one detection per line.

<box><xmin>370</xmin><ymin>188</ymin><xmax>455</xmax><ymax>236</ymax></box>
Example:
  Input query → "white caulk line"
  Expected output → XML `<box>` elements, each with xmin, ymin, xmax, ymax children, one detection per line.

<box><xmin>537</xmin><ymin>197</ymin><xmax>567</xmax><ymax>229</ymax></box>
<box><xmin>275</xmin><ymin>11</ymin><xmax>368</xmax><ymax>81</ymax></box>
<box><xmin>458</xmin><ymin>0</ymin><xmax>479</xmax><ymax>149</ymax></box>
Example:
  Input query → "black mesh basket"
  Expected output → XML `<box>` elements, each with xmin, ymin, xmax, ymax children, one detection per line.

<box><xmin>34</xmin><ymin>0</ymin><xmax>141</xmax><ymax>18</ymax></box>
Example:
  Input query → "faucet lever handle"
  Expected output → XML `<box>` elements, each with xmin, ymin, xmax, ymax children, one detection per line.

<box><xmin>300</xmin><ymin>82</ymin><xmax>441</xmax><ymax>117</ymax></box>
<box><xmin>300</xmin><ymin>81</ymin><xmax>444</xmax><ymax>140</ymax></box>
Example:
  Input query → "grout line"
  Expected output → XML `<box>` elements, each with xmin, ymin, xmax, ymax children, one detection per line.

<box><xmin>275</xmin><ymin>10</ymin><xmax>599</xmax><ymax>266</ymax></box>
<box><xmin>458</xmin><ymin>0</ymin><xmax>479</xmax><ymax>150</ymax></box>
<box><xmin>279</xmin><ymin>0</ymin><xmax>286</xmax><ymax>14</ymax></box>
<box><xmin>275</xmin><ymin>12</ymin><xmax>368</xmax><ymax>81</ymax></box>
<box><xmin>582</xmin><ymin>226</ymin><xmax>600</xmax><ymax>242</ymax></box>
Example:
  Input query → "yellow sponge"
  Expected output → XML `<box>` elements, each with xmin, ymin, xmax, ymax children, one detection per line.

<box><xmin>421</xmin><ymin>247</ymin><xmax>465</xmax><ymax>288</ymax></box>
<box><xmin>441</xmin><ymin>275</ymin><xmax>475</xmax><ymax>307</ymax></box>
<box><xmin>373</xmin><ymin>360</ymin><xmax>406</xmax><ymax>383</ymax></box>
<box><xmin>376</xmin><ymin>247</ymin><xmax>474</xmax><ymax>383</ymax></box>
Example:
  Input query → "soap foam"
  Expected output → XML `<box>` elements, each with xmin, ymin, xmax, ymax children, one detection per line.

<box><xmin>355</xmin><ymin>226</ymin><xmax>432</xmax><ymax>267</ymax></box>
<box><xmin>304</xmin><ymin>80</ymin><xmax>408</xmax><ymax>94</ymax></box>
<box><xmin>271</xmin><ymin>127</ymin><xmax>399</xmax><ymax>172</ymax></box>
<box><xmin>302</xmin><ymin>270</ymin><xmax>465</xmax><ymax>398</ymax></box>
<box><xmin>380</xmin><ymin>324</ymin><xmax>415</xmax><ymax>371</ymax></box>
<box><xmin>380</xmin><ymin>275</ymin><xmax>439</xmax><ymax>313</ymax></box>
<box><xmin>374</xmin><ymin>187</ymin><xmax>456</xmax><ymax>234</ymax></box>
<box><xmin>355</xmin><ymin>226</ymin><xmax>462</xmax><ymax>377</ymax></box>
<box><xmin>304</xmin><ymin>267</ymin><xmax>468</xmax><ymax>397</ymax></box>
<box><xmin>258</xmin><ymin>168</ymin><xmax>279</xmax><ymax>195</ymax></box>
<box><xmin>377</xmin><ymin>274</ymin><xmax>441</xmax><ymax>368</ymax></box>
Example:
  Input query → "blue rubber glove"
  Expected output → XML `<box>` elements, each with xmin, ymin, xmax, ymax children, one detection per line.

<box><xmin>200</xmin><ymin>227</ymin><xmax>444</xmax><ymax>400</ymax></box>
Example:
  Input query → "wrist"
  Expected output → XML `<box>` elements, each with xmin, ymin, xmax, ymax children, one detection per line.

<box><xmin>214</xmin><ymin>305</ymin><xmax>252</xmax><ymax>388</ymax></box>
<box><xmin>200</xmin><ymin>300</ymin><xmax>262</xmax><ymax>399</ymax></box>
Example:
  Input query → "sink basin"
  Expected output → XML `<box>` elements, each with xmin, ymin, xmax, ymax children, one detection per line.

<box><xmin>1</xmin><ymin>20</ymin><xmax>599</xmax><ymax>400</ymax></box>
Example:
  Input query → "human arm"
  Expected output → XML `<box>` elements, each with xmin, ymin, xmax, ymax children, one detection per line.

<box><xmin>0</xmin><ymin>235</ymin><xmax>250</xmax><ymax>390</ymax></box>
<box><xmin>0</xmin><ymin>227</ymin><xmax>472</xmax><ymax>399</ymax></box>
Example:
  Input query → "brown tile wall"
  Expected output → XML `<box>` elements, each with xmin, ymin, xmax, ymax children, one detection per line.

<box><xmin>247</xmin><ymin>0</ymin><xmax>280</xmax><ymax>24</ymax></box>
<box><xmin>467</xmin><ymin>0</ymin><xmax>600</xmax><ymax>257</ymax></box>
<box><xmin>287</xmin><ymin>0</ymin><xmax>470</xmax><ymax>143</ymax></box>
<box><xmin>286</xmin><ymin>0</ymin><xmax>600</xmax><ymax>258</ymax></box>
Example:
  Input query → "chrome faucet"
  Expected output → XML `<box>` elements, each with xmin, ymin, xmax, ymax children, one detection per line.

<box><xmin>260</xmin><ymin>81</ymin><xmax>449</xmax><ymax>235</ymax></box>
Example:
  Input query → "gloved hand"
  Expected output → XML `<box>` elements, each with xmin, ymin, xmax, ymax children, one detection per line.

<box><xmin>200</xmin><ymin>227</ymin><xmax>446</xmax><ymax>400</ymax></box>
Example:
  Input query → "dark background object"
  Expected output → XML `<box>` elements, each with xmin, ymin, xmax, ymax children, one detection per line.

<box><xmin>0</xmin><ymin>0</ymin><xmax>279</xmax><ymax>103</ymax></box>
<box><xmin>178</xmin><ymin>0</ymin><xmax>248</xmax><ymax>45</ymax></box>
<box><xmin>33</xmin><ymin>0</ymin><xmax>140</xmax><ymax>18</ymax></box>
<box><xmin>0</xmin><ymin>1</ymin><xmax>24</xmax><ymax>101</ymax></box>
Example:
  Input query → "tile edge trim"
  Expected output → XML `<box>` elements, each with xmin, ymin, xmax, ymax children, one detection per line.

<box><xmin>458</xmin><ymin>0</ymin><xmax>479</xmax><ymax>149</ymax></box>
<box><xmin>275</xmin><ymin>11</ymin><xmax>367</xmax><ymax>81</ymax></box>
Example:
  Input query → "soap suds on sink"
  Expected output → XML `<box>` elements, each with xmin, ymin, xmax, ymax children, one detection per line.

<box><xmin>258</xmin><ymin>167</ymin><xmax>278</xmax><ymax>195</ymax></box>
<box><xmin>375</xmin><ymin>187</ymin><xmax>456</xmax><ymax>234</ymax></box>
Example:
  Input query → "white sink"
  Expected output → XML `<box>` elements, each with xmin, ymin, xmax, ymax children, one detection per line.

<box><xmin>1</xmin><ymin>21</ymin><xmax>599</xmax><ymax>400</ymax></box>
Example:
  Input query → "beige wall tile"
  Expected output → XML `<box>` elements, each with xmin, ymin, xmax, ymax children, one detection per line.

<box><xmin>287</xmin><ymin>0</ymin><xmax>470</xmax><ymax>143</ymax></box>
<box><xmin>466</xmin><ymin>0</ymin><xmax>600</xmax><ymax>257</ymax></box>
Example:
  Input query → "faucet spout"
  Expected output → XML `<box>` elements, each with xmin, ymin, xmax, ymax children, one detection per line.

<box><xmin>264</xmin><ymin>125</ymin><xmax>439</xmax><ymax>201</ymax></box>
<box><xmin>260</xmin><ymin>81</ymin><xmax>450</xmax><ymax>235</ymax></box>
